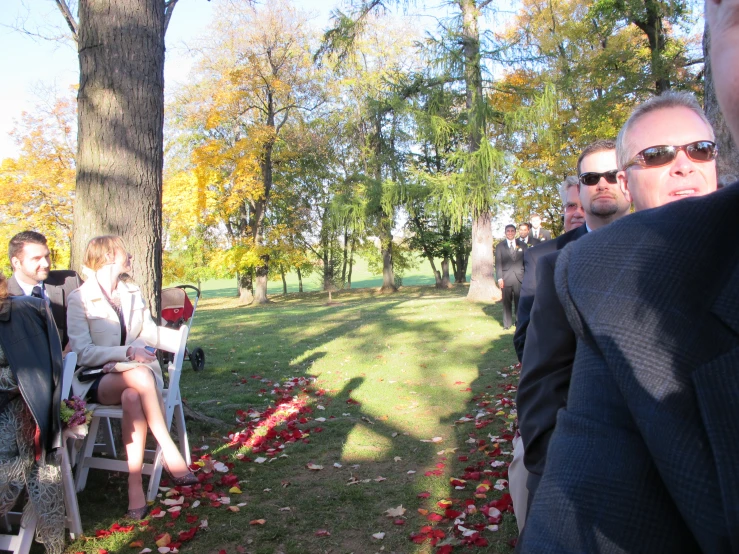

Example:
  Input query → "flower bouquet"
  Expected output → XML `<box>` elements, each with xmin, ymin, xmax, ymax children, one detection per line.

<box><xmin>61</xmin><ymin>395</ymin><xmax>93</xmax><ymax>438</ymax></box>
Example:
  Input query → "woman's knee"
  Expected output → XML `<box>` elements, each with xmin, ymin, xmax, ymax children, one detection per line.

<box><xmin>121</xmin><ymin>387</ymin><xmax>143</xmax><ymax>411</ymax></box>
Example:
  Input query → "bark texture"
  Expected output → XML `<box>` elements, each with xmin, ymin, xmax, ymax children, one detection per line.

<box><xmin>703</xmin><ymin>24</ymin><xmax>739</xmax><ymax>183</ymax></box>
<box><xmin>467</xmin><ymin>211</ymin><xmax>501</xmax><ymax>302</ymax></box>
<box><xmin>72</xmin><ymin>0</ymin><xmax>165</xmax><ymax>313</ymax></box>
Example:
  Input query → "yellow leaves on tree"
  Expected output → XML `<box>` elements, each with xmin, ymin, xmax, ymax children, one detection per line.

<box><xmin>0</xmin><ymin>92</ymin><xmax>76</xmax><ymax>269</ymax></box>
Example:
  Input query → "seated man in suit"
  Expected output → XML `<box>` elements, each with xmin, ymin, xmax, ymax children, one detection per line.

<box><xmin>8</xmin><ymin>231</ymin><xmax>81</xmax><ymax>347</ymax></box>
<box><xmin>519</xmin><ymin>85</ymin><xmax>724</xmax><ymax>551</ymax></box>
<box><xmin>495</xmin><ymin>224</ymin><xmax>524</xmax><ymax>330</ymax></box>
<box><xmin>529</xmin><ymin>213</ymin><xmax>551</xmax><ymax>242</ymax></box>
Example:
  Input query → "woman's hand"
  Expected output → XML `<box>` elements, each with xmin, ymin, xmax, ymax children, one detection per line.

<box><xmin>126</xmin><ymin>346</ymin><xmax>156</xmax><ymax>363</ymax></box>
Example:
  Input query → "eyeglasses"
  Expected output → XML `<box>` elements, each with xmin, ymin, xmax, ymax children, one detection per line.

<box><xmin>578</xmin><ymin>170</ymin><xmax>618</xmax><ymax>186</ymax></box>
<box><xmin>623</xmin><ymin>140</ymin><xmax>717</xmax><ymax>170</ymax></box>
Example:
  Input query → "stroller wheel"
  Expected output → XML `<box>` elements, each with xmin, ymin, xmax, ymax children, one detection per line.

<box><xmin>190</xmin><ymin>347</ymin><xmax>205</xmax><ymax>371</ymax></box>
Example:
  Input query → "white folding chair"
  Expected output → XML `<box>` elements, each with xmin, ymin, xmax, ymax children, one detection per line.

<box><xmin>0</xmin><ymin>353</ymin><xmax>82</xmax><ymax>553</ymax></box>
<box><xmin>74</xmin><ymin>325</ymin><xmax>191</xmax><ymax>502</ymax></box>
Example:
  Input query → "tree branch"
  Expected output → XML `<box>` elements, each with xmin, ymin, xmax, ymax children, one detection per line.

<box><xmin>164</xmin><ymin>0</ymin><xmax>180</xmax><ymax>35</ymax></box>
<box><xmin>53</xmin><ymin>0</ymin><xmax>78</xmax><ymax>38</ymax></box>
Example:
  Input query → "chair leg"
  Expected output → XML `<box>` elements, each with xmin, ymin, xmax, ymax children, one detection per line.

<box><xmin>174</xmin><ymin>403</ymin><xmax>191</xmax><ymax>466</ymax></box>
<box><xmin>75</xmin><ymin>416</ymin><xmax>101</xmax><ymax>492</ymax></box>
<box><xmin>146</xmin><ymin>449</ymin><xmax>164</xmax><ymax>503</ymax></box>
<box><xmin>61</xmin><ymin>442</ymin><xmax>83</xmax><ymax>539</ymax></box>
<box><xmin>92</xmin><ymin>417</ymin><xmax>117</xmax><ymax>458</ymax></box>
<box><xmin>0</xmin><ymin>510</ymin><xmax>37</xmax><ymax>554</ymax></box>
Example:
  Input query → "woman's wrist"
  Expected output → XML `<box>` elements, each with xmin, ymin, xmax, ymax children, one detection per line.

<box><xmin>126</xmin><ymin>346</ymin><xmax>134</xmax><ymax>361</ymax></box>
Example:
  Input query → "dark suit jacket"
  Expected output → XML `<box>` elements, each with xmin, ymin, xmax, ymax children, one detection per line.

<box><xmin>8</xmin><ymin>270</ymin><xmax>82</xmax><ymax>347</ymax></box>
<box><xmin>518</xmin><ymin>237</ymin><xmax>538</xmax><ymax>248</ymax></box>
<box><xmin>513</xmin><ymin>225</ymin><xmax>586</xmax><ymax>361</ymax></box>
<box><xmin>494</xmin><ymin>240</ymin><xmax>524</xmax><ymax>286</ymax></box>
<box><xmin>520</xmin><ymin>185</ymin><xmax>739</xmax><ymax>553</ymax></box>
<box><xmin>0</xmin><ymin>296</ymin><xmax>64</xmax><ymax>458</ymax></box>
<box><xmin>517</xmin><ymin>249</ymin><xmax>573</xmax><ymax>496</ymax></box>
<box><xmin>531</xmin><ymin>228</ymin><xmax>551</xmax><ymax>242</ymax></box>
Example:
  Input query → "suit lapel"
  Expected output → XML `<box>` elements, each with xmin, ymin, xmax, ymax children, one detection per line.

<box><xmin>7</xmin><ymin>276</ymin><xmax>24</xmax><ymax>297</ymax></box>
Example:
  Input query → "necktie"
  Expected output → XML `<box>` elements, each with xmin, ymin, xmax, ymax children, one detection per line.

<box><xmin>31</xmin><ymin>286</ymin><xmax>43</xmax><ymax>299</ymax></box>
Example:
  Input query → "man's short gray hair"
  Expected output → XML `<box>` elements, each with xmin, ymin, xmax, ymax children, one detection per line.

<box><xmin>559</xmin><ymin>175</ymin><xmax>579</xmax><ymax>206</ymax></box>
<box><xmin>616</xmin><ymin>91</ymin><xmax>714</xmax><ymax>169</ymax></box>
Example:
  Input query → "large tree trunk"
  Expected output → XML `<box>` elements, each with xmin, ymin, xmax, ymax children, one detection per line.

<box><xmin>440</xmin><ymin>257</ymin><xmax>452</xmax><ymax>288</ymax></box>
<box><xmin>347</xmin><ymin>237</ymin><xmax>355</xmax><ymax>289</ymax></box>
<box><xmin>254</xmin><ymin>262</ymin><xmax>269</xmax><ymax>304</ymax></box>
<box><xmin>238</xmin><ymin>271</ymin><xmax>254</xmax><ymax>304</ymax></box>
<box><xmin>379</xmin><ymin>219</ymin><xmax>396</xmax><ymax>293</ymax></box>
<box><xmin>341</xmin><ymin>228</ymin><xmax>349</xmax><ymax>287</ymax></box>
<box><xmin>280</xmin><ymin>267</ymin><xmax>287</xmax><ymax>295</ymax></box>
<box><xmin>467</xmin><ymin>211</ymin><xmax>500</xmax><ymax>302</ymax></box>
<box><xmin>72</xmin><ymin>0</ymin><xmax>164</xmax><ymax>313</ymax></box>
<box><xmin>297</xmin><ymin>267</ymin><xmax>303</xmax><ymax>293</ymax></box>
<box><xmin>704</xmin><ymin>24</ymin><xmax>739</xmax><ymax>183</ymax></box>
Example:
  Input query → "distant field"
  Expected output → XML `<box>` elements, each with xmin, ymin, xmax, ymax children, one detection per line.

<box><xmin>167</xmin><ymin>255</ymin><xmax>471</xmax><ymax>299</ymax></box>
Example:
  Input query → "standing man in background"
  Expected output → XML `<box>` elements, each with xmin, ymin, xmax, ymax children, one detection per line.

<box><xmin>495</xmin><ymin>224</ymin><xmax>525</xmax><ymax>330</ymax></box>
<box><xmin>529</xmin><ymin>214</ymin><xmax>551</xmax><ymax>241</ymax></box>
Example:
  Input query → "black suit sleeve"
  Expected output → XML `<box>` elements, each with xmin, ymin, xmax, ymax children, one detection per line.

<box><xmin>513</xmin><ymin>248</ymin><xmax>538</xmax><ymax>361</ymax></box>
<box><xmin>516</xmin><ymin>251</ymin><xmax>576</xmax><ymax>490</ymax></box>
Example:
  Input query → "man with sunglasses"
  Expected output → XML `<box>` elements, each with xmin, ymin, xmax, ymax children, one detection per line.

<box><xmin>616</xmin><ymin>92</ymin><xmax>717</xmax><ymax>210</ymax></box>
<box><xmin>512</xmin><ymin>140</ymin><xmax>630</xmax><ymax>526</ymax></box>
<box><xmin>519</xmin><ymin>81</ymin><xmax>736</xmax><ymax>553</ymax></box>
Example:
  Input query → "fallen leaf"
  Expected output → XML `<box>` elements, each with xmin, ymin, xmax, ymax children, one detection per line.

<box><xmin>249</xmin><ymin>519</ymin><xmax>266</xmax><ymax>525</ymax></box>
<box><xmin>315</xmin><ymin>529</ymin><xmax>331</xmax><ymax>537</ymax></box>
<box><xmin>372</xmin><ymin>532</ymin><xmax>385</xmax><ymax>540</ymax></box>
<box><xmin>306</xmin><ymin>463</ymin><xmax>323</xmax><ymax>471</ymax></box>
<box><xmin>155</xmin><ymin>533</ymin><xmax>171</xmax><ymax>547</ymax></box>
<box><xmin>385</xmin><ymin>505</ymin><xmax>406</xmax><ymax>518</ymax></box>
<box><xmin>374</xmin><ymin>476</ymin><xmax>387</xmax><ymax>482</ymax></box>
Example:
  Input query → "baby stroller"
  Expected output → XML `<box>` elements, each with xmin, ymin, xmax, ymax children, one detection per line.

<box><xmin>160</xmin><ymin>285</ymin><xmax>205</xmax><ymax>371</ymax></box>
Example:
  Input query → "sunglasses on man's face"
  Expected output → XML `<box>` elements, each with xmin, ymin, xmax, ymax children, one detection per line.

<box><xmin>623</xmin><ymin>140</ymin><xmax>717</xmax><ymax>170</ymax></box>
<box><xmin>578</xmin><ymin>170</ymin><xmax>618</xmax><ymax>187</ymax></box>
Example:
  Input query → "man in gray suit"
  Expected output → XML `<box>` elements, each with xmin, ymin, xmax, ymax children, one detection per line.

<box><xmin>518</xmin><ymin>14</ymin><xmax>730</xmax><ymax>552</ymax></box>
<box><xmin>8</xmin><ymin>231</ymin><xmax>81</xmax><ymax>347</ymax></box>
<box><xmin>495</xmin><ymin>224</ymin><xmax>525</xmax><ymax>330</ymax></box>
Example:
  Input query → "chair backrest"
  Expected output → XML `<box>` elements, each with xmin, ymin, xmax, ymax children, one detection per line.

<box><xmin>45</xmin><ymin>270</ymin><xmax>83</xmax><ymax>348</ymax></box>
<box><xmin>61</xmin><ymin>352</ymin><xmax>77</xmax><ymax>400</ymax></box>
<box><xmin>155</xmin><ymin>325</ymin><xmax>189</xmax><ymax>426</ymax></box>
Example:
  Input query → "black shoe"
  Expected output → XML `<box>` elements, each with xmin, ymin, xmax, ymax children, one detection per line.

<box><xmin>504</xmin><ymin>326</ymin><xmax>510</xmax><ymax>330</ymax></box>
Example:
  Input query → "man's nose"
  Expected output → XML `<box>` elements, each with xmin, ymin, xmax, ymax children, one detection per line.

<box><xmin>670</xmin><ymin>149</ymin><xmax>695</xmax><ymax>176</ymax></box>
<box><xmin>40</xmin><ymin>257</ymin><xmax>50</xmax><ymax>267</ymax></box>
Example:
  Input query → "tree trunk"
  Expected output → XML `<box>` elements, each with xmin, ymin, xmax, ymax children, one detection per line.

<box><xmin>341</xmin><ymin>228</ymin><xmax>349</xmax><ymax>287</ymax></box>
<box><xmin>72</xmin><ymin>0</ymin><xmax>164</xmax><ymax>313</ymax></box>
<box><xmin>280</xmin><ymin>267</ymin><xmax>287</xmax><ymax>295</ymax></box>
<box><xmin>704</xmin><ymin>24</ymin><xmax>739</xmax><ymax>183</ymax></box>
<box><xmin>440</xmin><ymin>257</ymin><xmax>452</xmax><ymax>288</ymax></box>
<box><xmin>379</xmin><ymin>217</ymin><xmax>396</xmax><ymax>293</ymax></box>
<box><xmin>455</xmin><ymin>249</ymin><xmax>469</xmax><ymax>283</ymax></box>
<box><xmin>297</xmin><ymin>267</ymin><xmax>303</xmax><ymax>293</ymax></box>
<box><xmin>238</xmin><ymin>271</ymin><xmax>254</xmax><ymax>304</ymax></box>
<box><xmin>254</xmin><ymin>262</ymin><xmax>269</xmax><ymax>304</ymax></box>
<box><xmin>347</xmin><ymin>237</ymin><xmax>355</xmax><ymax>289</ymax></box>
<box><xmin>467</xmin><ymin>211</ymin><xmax>500</xmax><ymax>302</ymax></box>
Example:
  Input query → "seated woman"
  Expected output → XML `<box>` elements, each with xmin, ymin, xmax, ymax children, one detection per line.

<box><xmin>0</xmin><ymin>273</ymin><xmax>65</xmax><ymax>553</ymax></box>
<box><xmin>67</xmin><ymin>235</ymin><xmax>196</xmax><ymax>520</ymax></box>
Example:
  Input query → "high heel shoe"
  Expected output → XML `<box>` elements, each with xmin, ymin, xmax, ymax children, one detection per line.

<box><xmin>162</xmin><ymin>459</ymin><xmax>199</xmax><ymax>486</ymax></box>
<box><xmin>125</xmin><ymin>505</ymin><xmax>150</xmax><ymax>520</ymax></box>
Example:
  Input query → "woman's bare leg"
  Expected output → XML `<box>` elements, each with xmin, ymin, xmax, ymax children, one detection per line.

<box><xmin>96</xmin><ymin>367</ymin><xmax>191</xmax><ymax>476</ymax></box>
<box><xmin>120</xmin><ymin>388</ymin><xmax>147</xmax><ymax>509</ymax></box>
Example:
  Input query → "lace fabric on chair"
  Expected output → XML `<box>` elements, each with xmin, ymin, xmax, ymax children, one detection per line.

<box><xmin>0</xmin><ymin>348</ymin><xmax>65</xmax><ymax>554</ymax></box>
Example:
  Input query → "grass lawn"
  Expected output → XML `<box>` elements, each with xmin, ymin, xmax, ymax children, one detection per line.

<box><xmin>64</xmin><ymin>284</ymin><xmax>520</xmax><ymax>554</ymax></box>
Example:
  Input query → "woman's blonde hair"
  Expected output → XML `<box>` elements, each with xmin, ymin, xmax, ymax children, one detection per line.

<box><xmin>83</xmin><ymin>235</ymin><xmax>128</xmax><ymax>271</ymax></box>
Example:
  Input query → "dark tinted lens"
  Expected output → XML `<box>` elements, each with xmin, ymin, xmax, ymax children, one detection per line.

<box><xmin>602</xmin><ymin>170</ymin><xmax>618</xmax><ymax>184</ymax></box>
<box><xmin>641</xmin><ymin>145</ymin><xmax>675</xmax><ymax>167</ymax></box>
<box><xmin>687</xmin><ymin>141</ymin><xmax>716</xmax><ymax>161</ymax></box>
<box><xmin>579</xmin><ymin>171</ymin><xmax>618</xmax><ymax>186</ymax></box>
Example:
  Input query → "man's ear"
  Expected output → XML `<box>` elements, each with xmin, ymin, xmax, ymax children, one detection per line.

<box><xmin>618</xmin><ymin>170</ymin><xmax>632</xmax><ymax>204</ymax></box>
<box><xmin>10</xmin><ymin>256</ymin><xmax>20</xmax><ymax>272</ymax></box>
